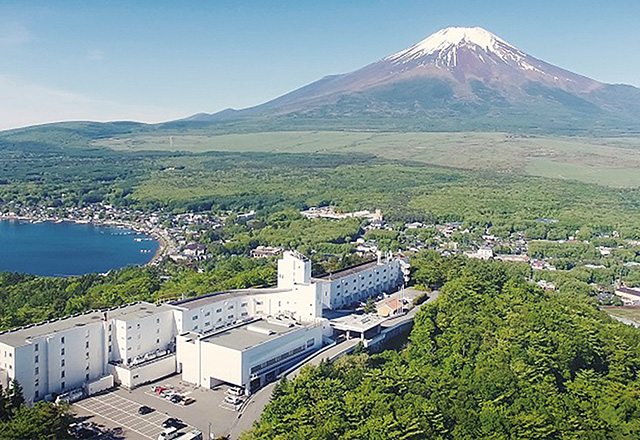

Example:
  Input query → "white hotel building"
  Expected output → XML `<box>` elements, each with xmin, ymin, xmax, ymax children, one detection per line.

<box><xmin>0</xmin><ymin>251</ymin><xmax>406</xmax><ymax>403</ymax></box>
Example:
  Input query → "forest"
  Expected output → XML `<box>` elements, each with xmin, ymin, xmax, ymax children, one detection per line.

<box><xmin>244</xmin><ymin>256</ymin><xmax>640</xmax><ymax>440</ymax></box>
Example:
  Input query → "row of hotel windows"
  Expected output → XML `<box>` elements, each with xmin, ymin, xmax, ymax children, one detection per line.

<box><xmin>192</xmin><ymin>302</ymin><xmax>249</xmax><ymax>321</ymax></box>
<box><xmin>250</xmin><ymin>342</ymin><xmax>310</xmax><ymax>375</ymax></box>
<box><xmin>192</xmin><ymin>312</ymin><xmax>249</xmax><ymax>330</ymax></box>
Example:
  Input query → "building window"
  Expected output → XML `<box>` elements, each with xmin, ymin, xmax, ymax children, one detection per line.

<box><xmin>204</xmin><ymin>321</ymin><xmax>211</xmax><ymax>327</ymax></box>
<box><xmin>228</xmin><ymin>305</ymin><xmax>234</xmax><ymax>310</ymax></box>
<box><xmin>307</xmin><ymin>338</ymin><xmax>315</xmax><ymax>348</ymax></box>
<box><xmin>34</xmin><ymin>355</ymin><xmax>39</xmax><ymax>363</ymax></box>
<box><xmin>61</xmin><ymin>359</ymin><xmax>65</xmax><ymax>367</ymax></box>
<box><xmin>137</xmin><ymin>323</ymin><xmax>140</xmax><ymax>329</ymax></box>
<box><xmin>227</xmin><ymin>315</ymin><xmax>234</xmax><ymax>320</ymax></box>
<box><xmin>61</xmin><ymin>371</ymin><xmax>65</xmax><ymax>378</ymax></box>
<box><xmin>85</xmin><ymin>341</ymin><xmax>90</xmax><ymax>348</ymax></box>
<box><xmin>108</xmin><ymin>335</ymin><xmax>112</xmax><ymax>342</ymax></box>
<box><xmin>34</xmin><ymin>343</ymin><xmax>39</xmax><ymax>352</ymax></box>
<box><xmin>34</xmin><ymin>378</ymin><xmax>39</xmax><ymax>387</ymax></box>
<box><xmin>192</xmin><ymin>315</ymin><xmax>198</xmax><ymax>321</ymax></box>
<box><xmin>108</xmin><ymin>346</ymin><xmax>112</xmax><ymax>353</ymax></box>
<box><xmin>241</xmin><ymin>312</ymin><xmax>248</xmax><ymax>317</ymax></box>
<box><xmin>156</xmin><ymin>328</ymin><xmax>160</xmax><ymax>334</ymax></box>
<box><xmin>61</xmin><ymin>382</ymin><xmax>65</xmax><ymax>390</ymax></box>
<box><xmin>156</xmin><ymin>338</ymin><xmax>160</xmax><ymax>344</ymax></box>
<box><xmin>216</xmin><ymin>308</ymin><xmax>222</xmax><ymax>313</ymax></box>
<box><xmin>34</xmin><ymin>391</ymin><xmax>39</xmax><ymax>399</ymax></box>
<box><xmin>86</xmin><ymin>352</ymin><xmax>90</xmax><ymax>359</ymax></box>
<box><xmin>86</xmin><ymin>364</ymin><xmax>90</xmax><ymax>371</ymax></box>
<box><xmin>241</xmin><ymin>302</ymin><xmax>248</xmax><ymax>308</ymax></box>
<box><xmin>86</xmin><ymin>373</ymin><xmax>89</xmax><ymax>381</ymax></box>
<box><xmin>61</xmin><ymin>337</ymin><xmax>65</xmax><ymax>344</ymax></box>
<box><xmin>35</xmin><ymin>367</ymin><xmax>39</xmax><ymax>375</ymax></box>
<box><xmin>204</xmin><ymin>311</ymin><xmax>211</xmax><ymax>317</ymax></box>
<box><xmin>156</xmin><ymin>318</ymin><xmax>160</xmax><ymax>324</ymax></box>
<box><xmin>61</xmin><ymin>348</ymin><xmax>65</xmax><ymax>356</ymax></box>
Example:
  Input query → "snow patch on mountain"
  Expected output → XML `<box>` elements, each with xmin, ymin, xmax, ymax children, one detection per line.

<box><xmin>385</xmin><ymin>26</ymin><xmax>535</xmax><ymax>70</ymax></box>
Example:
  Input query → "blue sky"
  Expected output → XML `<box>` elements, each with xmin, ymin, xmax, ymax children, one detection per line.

<box><xmin>1</xmin><ymin>0</ymin><xmax>639</xmax><ymax>129</ymax></box>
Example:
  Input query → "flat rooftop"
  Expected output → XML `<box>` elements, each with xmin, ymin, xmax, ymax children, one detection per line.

<box><xmin>330</xmin><ymin>313</ymin><xmax>385</xmax><ymax>332</ymax></box>
<box><xmin>170</xmin><ymin>288</ymin><xmax>291</xmax><ymax>310</ymax></box>
<box><xmin>0</xmin><ymin>302</ymin><xmax>174</xmax><ymax>348</ymax></box>
<box><xmin>199</xmin><ymin>318</ymin><xmax>304</xmax><ymax>351</ymax></box>
<box><xmin>313</xmin><ymin>259</ymin><xmax>380</xmax><ymax>281</ymax></box>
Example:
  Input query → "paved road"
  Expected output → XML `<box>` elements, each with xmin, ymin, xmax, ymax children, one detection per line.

<box><xmin>228</xmin><ymin>289</ymin><xmax>439</xmax><ymax>439</ymax></box>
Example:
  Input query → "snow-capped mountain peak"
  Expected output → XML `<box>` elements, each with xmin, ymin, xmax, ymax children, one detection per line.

<box><xmin>385</xmin><ymin>26</ymin><xmax>524</xmax><ymax>68</ymax></box>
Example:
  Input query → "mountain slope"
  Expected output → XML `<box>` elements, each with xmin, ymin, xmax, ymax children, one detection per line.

<box><xmin>189</xmin><ymin>27</ymin><xmax>640</xmax><ymax>134</ymax></box>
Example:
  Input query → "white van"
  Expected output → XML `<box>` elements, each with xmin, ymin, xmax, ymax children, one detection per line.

<box><xmin>227</xmin><ymin>387</ymin><xmax>244</xmax><ymax>397</ymax></box>
<box><xmin>157</xmin><ymin>427</ymin><xmax>181</xmax><ymax>440</ymax></box>
<box><xmin>55</xmin><ymin>388</ymin><xmax>85</xmax><ymax>405</ymax></box>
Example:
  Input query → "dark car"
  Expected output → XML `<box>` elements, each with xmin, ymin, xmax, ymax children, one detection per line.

<box><xmin>169</xmin><ymin>394</ymin><xmax>183</xmax><ymax>404</ymax></box>
<box><xmin>162</xmin><ymin>418</ymin><xmax>186</xmax><ymax>429</ymax></box>
<box><xmin>138</xmin><ymin>405</ymin><xmax>155</xmax><ymax>415</ymax></box>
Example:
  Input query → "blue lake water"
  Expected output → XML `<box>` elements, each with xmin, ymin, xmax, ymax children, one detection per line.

<box><xmin>0</xmin><ymin>220</ymin><xmax>159</xmax><ymax>276</ymax></box>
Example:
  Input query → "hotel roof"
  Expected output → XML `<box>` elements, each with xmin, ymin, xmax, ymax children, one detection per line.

<box><xmin>0</xmin><ymin>302</ymin><xmax>174</xmax><ymax>348</ymax></box>
<box><xmin>170</xmin><ymin>288</ymin><xmax>292</xmax><ymax>310</ymax></box>
<box><xmin>198</xmin><ymin>318</ymin><xmax>305</xmax><ymax>351</ymax></box>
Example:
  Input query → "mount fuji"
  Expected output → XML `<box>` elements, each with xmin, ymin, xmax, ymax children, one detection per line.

<box><xmin>187</xmin><ymin>27</ymin><xmax>640</xmax><ymax>134</ymax></box>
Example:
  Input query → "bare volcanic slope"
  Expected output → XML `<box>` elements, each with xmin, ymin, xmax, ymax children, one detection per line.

<box><xmin>186</xmin><ymin>27</ymin><xmax>640</xmax><ymax>134</ymax></box>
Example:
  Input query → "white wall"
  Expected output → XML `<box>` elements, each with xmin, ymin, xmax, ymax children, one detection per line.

<box><xmin>319</xmin><ymin>259</ymin><xmax>403</xmax><ymax>309</ymax></box>
<box><xmin>277</xmin><ymin>251</ymin><xmax>311</xmax><ymax>289</ymax></box>
<box><xmin>176</xmin><ymin>333</ymin><xmax>242</xmax><ymax>388</ymax></box>
<box><xmin>113</xmin><ymin>309</ymin><xmax>175</xmax><ymax>366</ymax></box>
<box><xmin>111</xmin><ymin>355</ymin><xmax>176</xmax><ymax>389</ymax></box>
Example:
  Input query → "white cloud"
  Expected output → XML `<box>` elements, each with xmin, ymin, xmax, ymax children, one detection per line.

<box><xmin>0</xmin><ymin>74</ymin><xmax>186</xmax><ymax>130</ymax></box>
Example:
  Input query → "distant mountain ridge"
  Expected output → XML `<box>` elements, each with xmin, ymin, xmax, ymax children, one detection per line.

<box><xmin>186</xmin><ymin>27</ymin><xmax>640</xmax><ymax>134</ymax></box>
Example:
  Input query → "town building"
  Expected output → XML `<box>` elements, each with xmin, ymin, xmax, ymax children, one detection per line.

<box><xmin>250</xmin><ymin>246</ymin><xmax>284</xmax><ymax>259</ymax></box>
<box><xmin>615</xmin><ymin>287</ymin><xmax>640</xmax><ymax>305</ymax></box>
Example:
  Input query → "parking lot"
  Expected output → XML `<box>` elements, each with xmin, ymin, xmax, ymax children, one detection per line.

<box><xmin>75</xmin><ymin>393</ymin><xmax>180</xmax><ymax>440</ymax></box>
<box><xmin>73</xmin><ymin>374</ymin><xmax>248</xmax><ymax>440</ymax></box>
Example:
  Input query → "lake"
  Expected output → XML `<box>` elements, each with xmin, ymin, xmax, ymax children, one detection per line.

<box><xmin>0</xmin><ymin>220</ymin><xmax>159</xmax><ymax>276</ymax></box>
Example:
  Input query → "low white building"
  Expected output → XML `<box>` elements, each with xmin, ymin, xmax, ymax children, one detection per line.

<box><xmin>177</xmin><ymin>318</ymin><xmax>322</xmax><ymax>392</ymax></box>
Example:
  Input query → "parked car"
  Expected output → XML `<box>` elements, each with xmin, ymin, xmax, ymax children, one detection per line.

<box><xmin>152</xmin><ymin>386</ymin><xmax>167</xmax><ymax>394</ymax></box>
<box><xmin>169</xmin><ymin>394</ymin><xmax>183</xmax><ymax>404</ymax></box>
<box><xmin>227</xmin><ymin>387</ymin><xmax>244</xmax><ymax>396</ymax></box>
<box><xmin>224</xmin><ymin>395</ymin><xmax>242</xmax><ymax>405</ymax></box>
<box><xmin>138</xmin><ymin>405</ymin><xmax>155</xmax><ymax>415</ymax></box>
<box><xmin>181</xmin><ymin>397</ymin><xmax>196</xmax><ymax>406</ymax></box>
<box><xmin>157</xmin><ymin>427</ymin><xmax>181</xmax><ymax>440</ymax></box>
<box><xmin>162</xmin><ymin>418</ymin><xmax>186</xmax><ymax>429</ymax></box>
